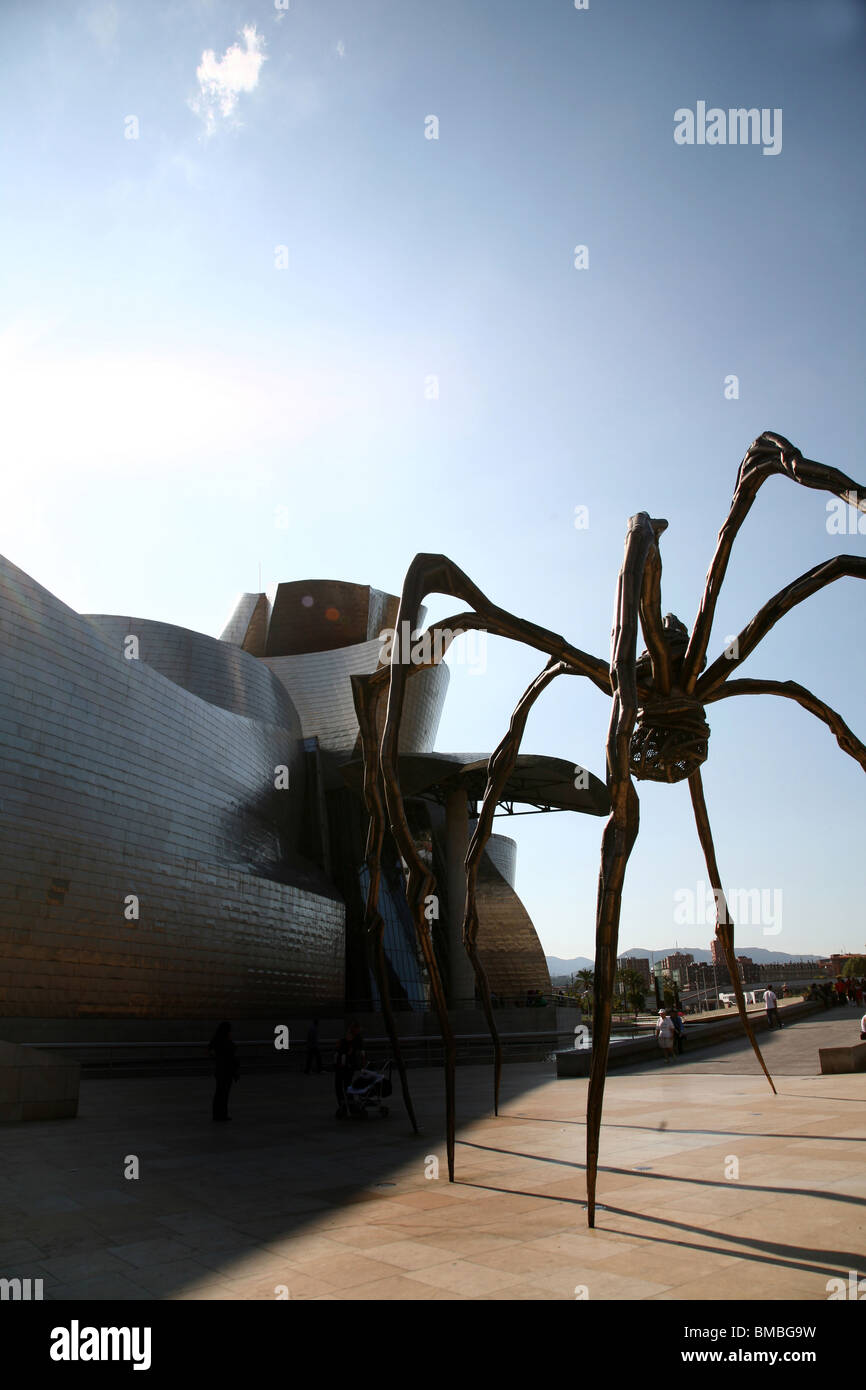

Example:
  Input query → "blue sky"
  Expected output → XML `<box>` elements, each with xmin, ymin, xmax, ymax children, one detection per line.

<box><xmin>1</xmin><ymin>0</ymin><xmax>864</xmax><ymax>960</ymax></box>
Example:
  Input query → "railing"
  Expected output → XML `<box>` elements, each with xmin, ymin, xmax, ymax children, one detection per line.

<box><xmin>21</xmin><ymin>1029</ymin><xmax>579</xmax><ymax>1074</ymax></box>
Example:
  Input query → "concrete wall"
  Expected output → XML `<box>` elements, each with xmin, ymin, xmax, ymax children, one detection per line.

<box><xmin>555</xmin><ymin>999</ymin><xmax>825</xmax><ymax>1076</ymax></box>
<box><xmin>0</xmin><ymin>1040</ymin><xmax>80</xmax><ymax>1122</ymax></box>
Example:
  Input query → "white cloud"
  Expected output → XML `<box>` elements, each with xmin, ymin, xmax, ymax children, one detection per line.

<box><xmin>0</xmin><ymin>349</ymin><xmax>392</xmax><ymax>486</ymax></box>
<box><xmin>83</xmin><ymin>1</ymin><xmax>119</xmax><ymax>53</ymax></box>
<box><xmin>189</xmin><ymin>25</ymin><xmax>266</xmax><ymax>135</ymax></box>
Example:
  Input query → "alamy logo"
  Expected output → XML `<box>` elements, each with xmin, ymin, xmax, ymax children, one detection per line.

<box><xmin>674</xmin><ymin>102</ymin><xmax>782</xmax><ymax>156</ymax></box>
<box><xmin>50</xmin><ymin>1321</ymin><xmax>152</xmax><ymax>1371</ymax></box>
<box><xmin>826</xmin><ymin>1271</ymin><xmax>865</xmax><ymax>1300</ymax></box>
<box><xmin>674</xmin><ymin>879</ymin><xmax>782</xmax><ymax>935</ymax></box>
<box><xmin>0</xmin><ymin>1276</ymin><xmax>43</xmax><ymax>1300</ymax></box>
<box><xmin>378</xmin><ymin>621</ymin><xmax>487</xmax><ymax>675</ymax></box>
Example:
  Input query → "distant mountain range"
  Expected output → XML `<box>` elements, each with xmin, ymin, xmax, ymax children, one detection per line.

<box><xmin>547</xmin><ymin>945</ymin><xmax>820</xmax><ymax>976</ymax></box>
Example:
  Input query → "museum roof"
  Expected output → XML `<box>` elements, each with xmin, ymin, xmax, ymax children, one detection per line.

<box><xmin>340</xmin><ymin>751</ymin><xmax>610</xmax><ymax>816</ymax></box>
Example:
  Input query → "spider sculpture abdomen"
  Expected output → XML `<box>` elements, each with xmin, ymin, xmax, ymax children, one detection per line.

<box><xmin>631</xmin><ymin>613</ymin><xmax>710</xmax><ymax>782</ymax></box>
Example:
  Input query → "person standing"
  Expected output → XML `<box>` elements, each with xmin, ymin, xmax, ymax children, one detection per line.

<box><xmin>656</xmin><ymin>1010</ymin><xmax>676</xmax><ymax>1063</ymax></box>
<box><xmin>334</xmin><ymin>1021</ymin><xmax>365</xmax><ymax>1117</ymax></box>
<box><xmin>764</xmin><ymin>988</ymin><xmax>783</xmax><ymax>1030</ymax></box>
<box><xmin>304</xmin><ymin>1018</ymin><xmax>322</xmax><ymax>1074</ymax></box>
<box><xmin>208</xmin><ymin>1020</ymin><xmax>239</xmax><ymax>1121</ymax></box>
<box><xmin>671</xmin><ymin>1007</ymin><xmax>685</xmax><ymax>1055</ymax></box>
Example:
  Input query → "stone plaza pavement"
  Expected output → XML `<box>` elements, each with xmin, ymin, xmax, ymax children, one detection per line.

<box><xmin>2</xmin><ymin>1007</ymin><xmax>864</xmax><ymax>1301</ymax></box>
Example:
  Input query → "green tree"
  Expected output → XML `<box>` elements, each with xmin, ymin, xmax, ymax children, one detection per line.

<box><xmin>576</xmin><ymin>968</ymin><xmax>594</xmax><ymax>1016</ymax></box>
<box><xmin>618</xmin><ymin>968</ymin><xmax>647</xmax><ymax>1014</ymax></box>
<box><xmin>661</xmin><ymin>973</ymin><xmax>679</xmax><ymax>1010</ymax></box>
<box><xmin>842</xmin><ymin>956</ymin><xmax>866</xmax><ymax>978</ymax></box>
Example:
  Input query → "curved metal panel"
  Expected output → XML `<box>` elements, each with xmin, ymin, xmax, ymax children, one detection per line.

<box><xmin>86</xmin><ymin>613</ymin><xmax>297</xmax><ymax>728</ymax></box>
<box><xmin>0</xmin><ymin>556</ymin><xmax>344</xmax><ymax>1020</ymax></box>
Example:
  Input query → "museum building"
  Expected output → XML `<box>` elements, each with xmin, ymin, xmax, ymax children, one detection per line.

<box><xmin>0</xmin><ymin>557</ymin><xmax>608</xmax><ymax>1031</ymax></box>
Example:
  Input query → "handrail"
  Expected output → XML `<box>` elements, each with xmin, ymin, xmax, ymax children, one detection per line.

<box><xmin>21</xmin><ymin>1029</ymin><xmax>578</xmax><ymax>1051</ymax></box>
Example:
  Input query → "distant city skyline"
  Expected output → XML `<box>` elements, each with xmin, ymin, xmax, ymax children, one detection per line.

<box><xmin>546</xmin><ymin>941</ymin><xmax>864</xmax><ymax>972</ymax></box>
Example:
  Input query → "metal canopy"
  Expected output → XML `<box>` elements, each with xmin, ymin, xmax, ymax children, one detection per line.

<box><xmin>340</xmin><ymin>750</ymin><xmax>610</xmax><ymax>817</ymax></box>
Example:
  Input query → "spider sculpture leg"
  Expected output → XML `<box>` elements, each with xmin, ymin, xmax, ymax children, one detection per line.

<box><xmin>688</xmin><ymin>767</ymin><xmax>776</xmax><ymax>1093</ymax></box>
<box><xmin>682</xmin><ymin>431</ymin><xmax>866</xmax><ymax>694</ymax></box>
<box><xmin>351</xmin><ymin>671</ymin><xmax>419</xmax><ymax>1134</ymax></box>
<box><xmin>696</xmin><ymin>679</ymin><xmax>865</xmax><ymax>1060</ymax></box>
<box><xmin>462</xmin><ymin>658</ymin><xmax>571</xmax><ymax>1116</ymax></box>
<box><xmin>586</xmin><ymin>512</ymin><xmax>663</xmax><ymax>1228</ymax></box>
<box><xmin>696</xmin><ymin>556</ymin><xmax>866</xmax><ymax>699</ymax></box>
<box><xmin>673</xmin><ymin>434</ymin><xmax>866</xmax><ymax>1091</ymax></box>
<box><xmin>704</xmin><ymin>680</ymin><xmax>866</xmax><ymax>771</ymax></box>
<box><xmin>377</xmin><ymin>554</ymin><xmax>609</xmax><ymax>1180</ymax></box>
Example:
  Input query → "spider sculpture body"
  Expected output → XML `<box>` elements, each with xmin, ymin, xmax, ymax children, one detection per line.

<box><xmin>352</xmin><ymin>432</ymin><xmax>866</xmax><ymax>1227</ymax></box>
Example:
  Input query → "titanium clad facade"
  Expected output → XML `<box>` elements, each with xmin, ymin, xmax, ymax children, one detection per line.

<box><xmin>475</xmin><ymin>853</ymin><xmax>551</xmax><ymax>1000</ymax></box>
<box><xmin>218</xmin><ymin>592</ymin><xmax>263</xmax><ymax>650</ymax></box>
<box><xmin>265</xmin><ymin>579</ymin><xmax>399</xmax><ymax>656</ymax></box>
<box><xmin>84</xmin><ymin>615</ymin><xmax>300</xmax><ymax>727</ymax></box>
<box><xmin>263</xmin><ymin>644</ymin><xmax>449</xmax><ymax>756</ymax></box>
<box><xmin>1</xmin><ymin>560</ymin><xmax>555</xmax><ymax>1027</ymax></box>
<box><xmin>221</xmin><ymin>581</ymin><xmax>447</xmax><ymax>758</ymax></box>
<box><xmin>482</xmin><ymin>834</ymin><xmax>517</xmax><ymax>889</ymax></box>
<box><xmin>0</xmin><ymin>556</ymin><xmax>344</xmax><ymax>1020</ymax></box>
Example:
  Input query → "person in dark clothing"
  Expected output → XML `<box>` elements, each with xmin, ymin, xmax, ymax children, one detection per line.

<box><xmin>208</xmin><ymin>1020</ymin><xmax>239</xmax><ymax>1121</ymax></box>
<box><xmin>333</xmin><ymin>1021</ymin><xmax>365</xmax><ymax>1117</ymax></box>
<box><xmin>670</xmin><ymin>1008</ymin><xmax>685</xmax><ymax>1055</ymax></box>
<box><xmin>304</xmin><ymin>1018</ymin><xmax>322</xmax><ymax>1075</ymax></box>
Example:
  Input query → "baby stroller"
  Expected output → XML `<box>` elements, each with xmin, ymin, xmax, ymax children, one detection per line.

<box><xmin>340</xmin><ymin>1060</ymin><xmax>393</xmax><ymax>1119</ymax></box>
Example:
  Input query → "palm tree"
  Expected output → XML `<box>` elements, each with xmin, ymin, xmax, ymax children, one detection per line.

<box><xmin>618</xmin><ymin>968</ymin><xmax>646</xmax><ymax>1016</ymax></box>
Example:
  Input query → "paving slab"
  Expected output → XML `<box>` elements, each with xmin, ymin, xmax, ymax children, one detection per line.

<box><xmin>1</xmin><ymin>1010</ymin><xmax>863</xmax><ymax>1300</ymax></box>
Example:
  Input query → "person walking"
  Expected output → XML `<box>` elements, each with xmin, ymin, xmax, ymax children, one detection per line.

<box><xmin>334</xmin><ymin>1021</ymin><xmax>365</xmax><ymax>1117</ymax></box>
<box><xmin>208</xmin><ymin>1020</ymin><xmax>239</xmax><ymax>1121</ymax></box>
<box><xmin>764</xmin><ymin>988</ymin><xmax>783</xmax><ymax>1029</ymax></box>
<box><xmin>671</xmin><ymin>1007</ymin><xmax>685</xmax><ymax>1055</ymax></box>
<box><xmin>304</xmin><ymin>1018</ymin><xmax>322</xmax><ymax>1074</ymax></box>
<box><xmin>656</xmin><ymin>1009</ymin><xmax>676</xmax><ymax>1063</ymax></box>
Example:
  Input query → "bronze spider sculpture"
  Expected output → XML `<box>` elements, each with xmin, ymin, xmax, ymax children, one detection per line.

<box><xmin>351</xmin><ymin>432</ymin><xmax>865</xmax><ymax>1227</ymax></box>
